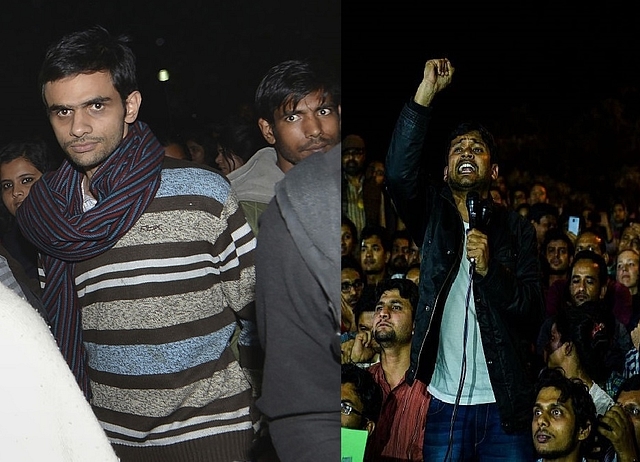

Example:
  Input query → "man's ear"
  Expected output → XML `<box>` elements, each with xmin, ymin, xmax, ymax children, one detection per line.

<box><xmin>124</xmin><ymin>91</ymin><xmax>142</xmax><ymax>124</ymax></box>
<box><xmin>443</xmin><ymin>166</ymin><xmax>448</xmax><ymax>182</ymax></box>
<box><xmin>365</xmin><ymin>419</ymin><xmax>376</xmax><ymax>436</ymax></box>
<box><xmin>563</xmin><ymin>341</ymin><xmax>574</xmax><ymax>357</ymax></box>
<box><xmin>490</xmin><ymin>163</ymin><xmax>499</xmax><ymax>181</ymax></box>
<box><xmin>577</xmin><ymin>420</ymin><xmax>591</xmax><ymax>441</ymax></box>
<box><xmin>599</xmin><ymin>284</ymin><xmax>607</xmax><ymax>300</ymax></box>
<box><xmin>258</xmin><ymin>118</ymin><xmax>276</xmax><ymax>145</ymax></box>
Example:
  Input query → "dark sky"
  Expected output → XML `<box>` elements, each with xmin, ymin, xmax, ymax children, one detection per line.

<box><xmin>342</xmin><ymin>2</ymin><xmax>640</xmax><ymax>178</ymax></box>
<box><xmin>1</xmin><ymin>0</ymin><xmax>341</xmax><ymax>153</ymax></box>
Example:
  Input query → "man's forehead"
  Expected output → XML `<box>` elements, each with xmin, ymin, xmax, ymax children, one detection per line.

<box><xmin>280</xmin><ymin>90</ymin><xmax>330</xmax><ymax>113</ymax></box>
<box><xmin>618</xmin><ymin>389</ymin><xmax>640</xmax><ymax>403</ymax></box>
<box><xmin>450</xmin><ymin>131</ymin><xmax>486</xmax><ymax>146</ymax></box>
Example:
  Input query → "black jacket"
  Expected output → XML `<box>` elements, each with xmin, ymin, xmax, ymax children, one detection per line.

<box><xmin>385</xmin><ymin>100</ymin><xmax>544</xmax><ymax>432</ymax></box>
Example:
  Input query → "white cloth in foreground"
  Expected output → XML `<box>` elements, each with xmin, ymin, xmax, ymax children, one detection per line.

<box><xmin>0</xmin><ymin>283</ymin><xmax>118</xmax><ymax>461</ymax></box>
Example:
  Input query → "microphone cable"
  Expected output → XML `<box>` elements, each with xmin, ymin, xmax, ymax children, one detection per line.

<box><xmin>443</xmin><ymin>258</ymin><xmax>474</xmax><ymax>462</ymax></box>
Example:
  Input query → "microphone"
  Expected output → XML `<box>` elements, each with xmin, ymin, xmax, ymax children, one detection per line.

<box><xmin>466</xmin><ymin>191</ymin><xmax>480</xmax><ymax>273</ymax></box>
<box><xmin>466</xmin><ymin>191</ymin><xmax>480</xmax><ymax>230</ymax></box>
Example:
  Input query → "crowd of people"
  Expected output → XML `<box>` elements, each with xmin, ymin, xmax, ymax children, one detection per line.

<box><xmin>341</xmin><ymin>58</ymin><xmax>640</xmax><ymax>461</ymax></box>
<box><xmin>3</xmin><ymin>22</ymin><xmax>640</xmax><ymax>462</ymax></box>
<box><xmin>0</xmin><ymin>25</ymin><xmax>341</xmax><ymax>462</ymax></box>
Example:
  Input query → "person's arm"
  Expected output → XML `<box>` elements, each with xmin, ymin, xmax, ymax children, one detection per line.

<box><xmin>384</xmin><ymin>58</ymin><xmax>455</xmax><ymax>245</ymax></box>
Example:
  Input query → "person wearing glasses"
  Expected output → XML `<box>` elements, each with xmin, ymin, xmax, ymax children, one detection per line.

<box><xmin>341</xmin><ymin>362</ymin><xmax>382</xmax><ymax>436</ymax></box>
<box><xmin>341</xmin><ymin>255</ymin><xmax>365</xmax><ymax>334</ymax></box>
<box><xmin>596</xmin><ymin>374</ymin><xmax>640</xmax><ymax>462</ymax></box>
<box><xmin>366</xmin><ymin>278</ymin><xmax>430</xmax><ymax>461</ymax></box>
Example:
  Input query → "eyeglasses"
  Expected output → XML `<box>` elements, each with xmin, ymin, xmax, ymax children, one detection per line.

<box><xmin>341</xmin><ymin>280</ymin><xmax>364</xmax><ymax>293</ymax></box>
<box><xmin>341</xmin><ymin>400</ymin><xmax>363</xmax><ymax>417</ymax></box>
<box><xmin>621</xmin><ymin>404</ymin><xmax>640</xmax><ymax>418</ymax></box>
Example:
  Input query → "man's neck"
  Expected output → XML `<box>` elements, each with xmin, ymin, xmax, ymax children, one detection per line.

<box><xmin>366</xmin><ymin>272</ymin><xmax>386</xmax><ymax>286</ymax></box>
<box><xmin>379</xmin><ymin>344</ymin><xmax>410</xmax><ymax>390</ymax></box>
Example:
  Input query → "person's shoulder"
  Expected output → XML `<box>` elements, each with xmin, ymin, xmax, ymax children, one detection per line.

<box><xmin>227</xmin><ymin>146</ymin><xmax>277</xmax><ymax>183</ymax></box>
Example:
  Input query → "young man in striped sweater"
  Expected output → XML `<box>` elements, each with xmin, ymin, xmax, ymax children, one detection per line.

<box><xmin>17</xmin><ymin>25</ymin><xmax>261</xmax><ymax>462</ymax></box>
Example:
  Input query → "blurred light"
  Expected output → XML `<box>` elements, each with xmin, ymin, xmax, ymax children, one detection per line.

<box><xmin>158</xmin><ymin>69</ymin><xmax>170</xmax><ymax>82</ymax></box>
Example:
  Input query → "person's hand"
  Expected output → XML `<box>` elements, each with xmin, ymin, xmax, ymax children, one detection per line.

<box><xmin>341</xmin><ymin>293</ymin><xmax>356</xmax><ymax>333</ymax></box>
<box><xmin>341</xmin><ymin>331</ymin><xmax>375</xmax><ymax>364</ymax></box>
<box><xmin>597</xmin><ymin>404</ymin><xmax>639</xmax><ymax>462</ymax></box>
<box><xmin>631</xmin><ymin>321</ymin><xmax>640</xmax><ymax>350</ymax></box>
<box><xmin>466</xmin><ymin>228</ymin><xmax>490</xmax><ymax>276</ymax></box>
<box><xmin>414</xmin><ymin>58</ymin><xmax>454</xmax><ymax>107</ymax></box>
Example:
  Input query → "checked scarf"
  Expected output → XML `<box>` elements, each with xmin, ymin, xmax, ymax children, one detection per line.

<box><xmin>16</xmin><ymin>121</ymin><xmax>165</xmax><ymax>399</ymax></box>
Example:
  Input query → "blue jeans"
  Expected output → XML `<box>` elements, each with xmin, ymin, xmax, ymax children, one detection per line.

<box><xmin>423</xmin><ymin>396</ymin><xmax>535</xmax><ymax>462</ymax></box>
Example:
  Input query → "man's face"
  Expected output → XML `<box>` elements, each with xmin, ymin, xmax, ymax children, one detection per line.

<box><xmin>617</xmin><ymin>389</ymin><xmax>640</xmax><ymax>444</ymax></box>
<box><xmin>342</xmin><ymin>146</ymin><xmax>365</xmax><ymax>176</ymax></box>
<box><xmin>532</xmin><ymin>386</ymin><xmax>588</xmax><ymax>459</ymax></box>
<box><xmin>612</xmin><ymin>203</ymin><xmax>627</xmax><ymax>224</ymax></box>
<box><xmin>529</xmin><ymin>184</ymin><xmax>548</xmax><ymax>205</ymax></box>
<box><xmin>341</xmin><ymin>268</ymin><xmax>364</xmax><ymax>308</ymax></box>
<box><xmin>43</xmin><ymin>71</ymin><xmax>140</xmax><ymax>179</ymax></box>
<box><xmin>258</xmin><ymin>90</ymin><xmax>341</xmax><ymax>173</ymax></box>
<box><xmin>616</xmin><ymin>250</ymin><xmax>640</xmax><ymax>292</ymax></box>
<box><xmin>620</xmin><ymin>226</ymin><xmax>640</xmax><ymax>253</ymax></box>
<box><xmin>390</xmin><ymin>237</ymin><xmax>410</xmax><ymax>273</ymax></box>
<box><xmin>341</xmin><ymin>224</ymin><xmax>355</xmax><ymax>257</ymax></box>
<box><xmin>570</xmin><ymin>258</ymin><xmax>605</xmax><ymax>306</ymax></box>
<box><xmin>546</xmin><ymin>239</ymin><xmax>571</xmax><ymax>274</ymax></box>
<box><xmin>444</xmin><ymin>130</ymin><xmax>497</xmax><ymax>192</ymax></box>
<box><xmin>341</xmin><ymin>382</ymin><xmax>366</xmax><ymax>430</ymax></box>
<box><xmin>360</xmin><ymin>235</ymin><xmax>389</xmax><ymax>276</ymax></box>
<box><xmin>373</xmin><ymin>288</ymin><xmax>413</xmax><ymax>347</ymax></box>
<box><xmin>534</xmin><ymin>215</ymin><xmax>558</xmax><ymax>244</ymax></box>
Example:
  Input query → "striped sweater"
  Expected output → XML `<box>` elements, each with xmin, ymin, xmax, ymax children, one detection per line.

<box><xmin>74</xmin><ymin>158</ymin><xmax>259</xmax><ymax>462</ymax></box>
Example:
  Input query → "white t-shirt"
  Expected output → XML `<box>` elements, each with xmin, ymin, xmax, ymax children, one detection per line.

<box><xmin>428</xmin><ymin>221</ymin><xmax>496</xmax><ymax>405</ymax></box>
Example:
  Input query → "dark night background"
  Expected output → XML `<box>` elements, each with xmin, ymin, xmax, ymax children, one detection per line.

<box><xmin>1</xmin><ymin>0</ymin><xmax>341</xmax><ymax>160</ymax></box>
<box><xmin>3</xmin><ymin>2</ymin><xmax>640</xmax><ymax>213</ymax></box>
<box><xmin>342</xmin><ymin>2</ymin><xmax>640</xmax><ymax>215</ymax></box>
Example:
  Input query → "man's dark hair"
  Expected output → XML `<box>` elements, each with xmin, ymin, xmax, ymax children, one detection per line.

<box><xmin>360</xmin><ymin>224</ymin><xmax>391</xmax><ymax>253</ymax></box>
<box><xmin>543</xmin><ymin>227</ymin><xmax>575</xmax><ymax>257</ymax></box>
<box><xmin>571</xmin><ymin>250</ymin><xmax>609</xmax><ymax>287</ymax></box>
<box><xmin>341</xmin><ymin>363</ymin><xmax>382</xmax><ymax>425</ymax></box>
<box><xmin>391</xmin><ymin>229</ymin><xmax>412</xmax><ymax>247</ymax></box>
<box><xmin>373</xmin><ymin>278</ymin><xmax>418</xmax><ymax>321</ymax></box>
<box><xmin>254</xmin><ymin>59</ymin><xmax>341</xmax><ymax>124</ymax></box>
<box><xmin>614</xmin><ymin>373</ymin><xmax>640</xmax><ymax>400</ymax></box>
<box><xmin>534</xmin><ymin>367</ymin><xmax>596</xmax><ymax>440</ymax></box>
<box><xmin>553</xmin><ymin>306</ymin><xmax>613</xmax><ymax>384</ymax></box>
<box><xmin>529</xmin><ymin>203</ymin><xmax>560</xmax><ymax>225</ymax></box>
<box><xmin>39</xmin><ymin>25</ymin><xmax>137</xmax><ymax>105</ymax></box>
<box><xmin>342</xmin><ymin>255</ymin><xmax>363</xmax><ymax>277</ymax></box>
<box><xmin>446</xmin><ymin>121</ymin><xmax>498</xmax><ymax>163</ymax></box>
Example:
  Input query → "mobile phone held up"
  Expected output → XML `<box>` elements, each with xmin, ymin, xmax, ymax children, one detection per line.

<box><xmin>568</xmin><ymin>216</ymin><xmax>580</xmax><ymax>236</ymax></box>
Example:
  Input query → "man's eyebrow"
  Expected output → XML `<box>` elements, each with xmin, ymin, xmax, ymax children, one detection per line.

<box><xmin>452</xmin><ymin>137</ymin><xmax>485</xmax><ymax>145</ymax></box>
<box><xmin>48</xmin><ymin>96</ymin><xmax>112</xmax><ymax>112</ymax></box>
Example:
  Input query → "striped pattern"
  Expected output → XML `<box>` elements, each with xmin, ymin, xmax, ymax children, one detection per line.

<box><xmin>75</xmin><ymin>163</ymin><xmax>259</xmax><ymax>461</ymax></box>
<box><xmin>16</xmin><ymin>121</ymin><xmax>165</xmax><ymax>397</ymax></box>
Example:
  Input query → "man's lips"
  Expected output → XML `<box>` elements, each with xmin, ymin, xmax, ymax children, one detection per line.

<box><xmin>457</xmin><ymin>162</ymin><xmax>476</xmax><ymax>174</ymax></box>
<box><xmin>305</xmin><ymin>143</ymin><xmax>328</xmax><ymax>153</ymax></box>
<box><xmin>69</xmin><ymin>142</ymin><xmax>98</xmax><ymax>153</ymax></box>
<box><xmin>535</xmin><ymin>431</ymin><xmax>552</xmax><ymax>443</ymax></box>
